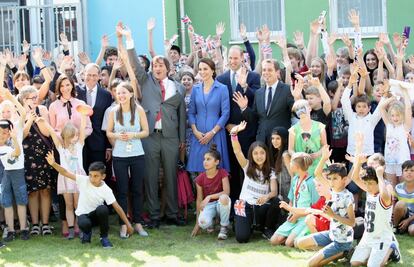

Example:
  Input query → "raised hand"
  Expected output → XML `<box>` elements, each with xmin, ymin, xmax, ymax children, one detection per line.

<box><xmin>4</xmin><ymin>49</ymin><xmax>14</xmax><ymax>67</ymax></box>
<box><xmin>375</xmin><ymin>165</ymin><xmax>385</xmax><ymax>178</ymax></box>
<box><xmin>341</xmin><ymin>33</ymin><xmax>352</xmax><ymax>47</ymax></box>
<box><xmin>274</xmin><ymin>35</ymin><xmax>287</xmax><ymax>49</ymax></box>
<box><xmin>17</xmin><ymin>54</ymin><xmax>28</xmax><ymax>70</ymax></box>
<box><xmin>112</xmin><ymin>58</ymin><xmax>124</xmax><ymax>70</ymax></box>
<box><xmin>32</xmin><ymin>47</ymin><xmax>43</xmax><ymax>66</ymax></box>
<box><xmin>293</xmin><ymin>31</ymin><xmax>305</xmax><ymax>49</ymax></box>
<box><xmin>374</xmin><ymin>41</ymin><xmax>385</xmax><ymax>61</ymax></box>
<box><xmin>310</xmin><ymin>19</ymin><xmax>320</xmax><ymax>35</ymax></box>
<box><xmin>379</xmin><ymin>33</ymin><xmax>391</xmax><ymax>46</ymax></box>
<box><xmin>326</xmin><ymin>53</ymin><xmax>336</xmax><ymax>70</ymax></box>
<box><xmin>237</xmin><ymin>65</ymin><xmax>248</xmax><ymax>88</ymax></box>
<box><xmin>43</xmin><ymin>51</ymin><xmax>52</xmax><ymax>61</ymax></box>
<box><xmin>320</xmin><ymin>145</ymin><xmax>332</xmax><ymax>160</ymax></box>
<box><xmin>101</xmin><ymin>35</ymin><xmax>109</xmax><ymax>48</ymax></box>
<box><xmin>116</xmin><ymin>22</ymin><xmax>132</xmax><ymax>38</ymax></box>
<box><xmin>261</xmin><ymin>24</ymin><xmax>271</xmax><ymax>42</ymax></box>
<box><xmin>22</xmin><ymin>40</ymin><xmax>30</xmax><ymax>54</ymax></box>
<box><xmin>292</xmin><ymin>76</ymin><xmax>304</xmax><ymax>100</ymax></box>
<box><xmin>216</xmin><ymin>21</ymin><xmax>225</xmax><ymax>37</ymax></box>
<box><xmin>230</xmin><ymin>121</ymin><xmax>247</xmax><ymax>135</ymax></box>
<box><xmin>232</xmin><ymin>91</ymin><xmax>248</xmax><ymax>109</ymax></box>
<box><xmin>78</xmin><ymin>52</ymin><xmax>91</xmax><ymax>66</ymax></box>
<box><xmin>147</xmin><ymin>17</ymin><xmax>156</xmax><ymax>31</ymax></box>
<box><xmin>0</xmin><ymin>52</ymin><xmax>6</xmax><ymax>66</ymax></box>
<box><xmin>59</xmin><ymin>33</ymin><xmax>69</xmax><ymax>48</ymax></box>
<box><xmin>392</xmin><ymin>32</ymin><xmax>402</xmax><ymax>49</ymax></box>
<box><xmin>348</xmin><ymin>9</ymin><xmax>360</xmax><ymax>28</ymax></box>
<box><xmin>239</xmin><ymin>23</ymin><xmax>247</xmax><ymax>40</ymax></box>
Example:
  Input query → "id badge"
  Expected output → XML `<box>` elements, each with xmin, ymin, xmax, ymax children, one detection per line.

<box><xmin>126</xmin><ymin>142</ymin><xmax>132</xmax><ymax>152</ymax></box>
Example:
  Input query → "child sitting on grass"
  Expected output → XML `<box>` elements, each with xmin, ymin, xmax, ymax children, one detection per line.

<box><xmin>270</xmin><ymin>152</ymin><xmax>319</xmax><ymax>247</ymax></box>
<box><xmin>191</xmin><ymin>144</ymin><xmax>231</xmax><ymax>240</ymax></box>
<box><xmin>45</xmin><ymin>151</ymin><xmax>133</xmax><ymax>248</ymax></box>
<box><xmin>393</xmin><ymin>160</ymin><xmax>414</xmax><ymax>236</ymax></box>
<box><xmin>296</xmin><ymin>145</ymin><xmax>355</xmax><ymax>267</ymax></box>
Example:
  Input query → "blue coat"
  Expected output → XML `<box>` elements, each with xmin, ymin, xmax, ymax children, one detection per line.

<box><xmin>186</xmin><ymin>80</ymin><xmax>230</xmax><ymax>172</ymax></box>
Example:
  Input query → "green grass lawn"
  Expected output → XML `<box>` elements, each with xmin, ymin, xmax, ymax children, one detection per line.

<box><xmin>0</xmin><ymin>215</ymin><xmax>412</xmax><ymax>267</ymax></box>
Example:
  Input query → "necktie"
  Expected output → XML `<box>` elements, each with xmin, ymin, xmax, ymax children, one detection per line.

<box><xmin>266</xmin><ymin>86</ymin><xmax>273</xmax><ymax>114</ymax></box>
<box><xmin>86</xmin><ymin>89</ymin><xmax>93</xmax><ymax>107</ymax></box>
<box><xmin>156</xmin><ymin>80</ymin><xmax>166</xmax><ymax>122</ymax></box>
<box><xmin>231</xmin><ymin>72</ymin><xmax>237</xmax><ymax>92</ymax></box>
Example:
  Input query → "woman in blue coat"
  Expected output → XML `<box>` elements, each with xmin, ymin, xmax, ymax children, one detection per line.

<box><xmin>187</xmin><ymin>58</ymin><xmax>230</xmax><ymax>174</ymax></box>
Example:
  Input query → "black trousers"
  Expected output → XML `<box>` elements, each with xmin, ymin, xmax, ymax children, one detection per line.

<box><xmin>78</xmin><ymin>205</ymin><xmax>109</xmax><ymax>238</ymax></box>
<box><xmin>113</xmin><ymin>155</ymin><xmax>145</xmax><ymax>224</ymax></box>
<box><xmin>234</xmin><ymin>197</ymin><xmax>281</xmax><ymax>243</ymax></box>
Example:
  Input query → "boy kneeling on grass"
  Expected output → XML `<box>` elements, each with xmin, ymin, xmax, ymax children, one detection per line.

<box><xmin>45</xmin><ymin>151</ymin><xmax>133</xmax><ymax>248</ymax></box>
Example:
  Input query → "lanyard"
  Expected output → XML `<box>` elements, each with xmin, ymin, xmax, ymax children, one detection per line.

<box><xmin>294</xmin><ymin>174</ymin><xmax>307</xmax><ymax>207</ymax></box>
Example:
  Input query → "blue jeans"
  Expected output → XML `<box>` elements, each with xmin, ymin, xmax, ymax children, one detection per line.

<box><xmin>198</xmin><ymin>196</ymin><xmax>231</xmax><ymax>229</ymax></box>
<box><xmin>1</xmin><ymin>169</ymin><xmax>27</xmax><ymax>207</ymax></box>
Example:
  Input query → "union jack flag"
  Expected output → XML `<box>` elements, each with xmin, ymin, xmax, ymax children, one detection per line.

<box><xmin>234</xmin><ymin>200</ymin><xmax>246</xmax><ymax>217</ymax></box>
<box><xmin>181</xmin><ymin>15</ymin><xmax>192</xmax><ymax>25</ymax></box>
<box><xmin>193</xmin><ymin>33</ymin><xmax>205</xmax><ymax>45</ymax></box>
<box><xmin>205</xmin><ymin>36</ymin><xmax>217</xmax><ymax>51</ymax></box>
<box><xmin>261</xmin><ymin>43</ymin><xmax>272</xmax><ymax>55</ymax></box>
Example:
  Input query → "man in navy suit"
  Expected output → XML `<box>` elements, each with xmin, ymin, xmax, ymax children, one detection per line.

<box><xmin>76</xmin><ymin>63</ymin><xmax>113</xmax><ymax>171</ymax></box>
<box><xmin>217</xmin><ymin>45</ymin><xmax>261</xmax><ymax>202</ymax></box>
<box><xmin>234</xmin><ymin>59</ymin><xmax>294</xmax><ymax>144</ymax></box>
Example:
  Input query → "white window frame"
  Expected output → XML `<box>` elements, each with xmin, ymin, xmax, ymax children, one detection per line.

<box><xmin>229</xmin><ymin>0</ymin><xmax>285</xmax><ymax>43</ymax></box>
<box><xmin>329</xmin><ymin>0</ymin><xmax>387</xmax><ymax>37</ymax></box>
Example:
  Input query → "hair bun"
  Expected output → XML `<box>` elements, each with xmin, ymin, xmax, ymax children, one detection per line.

<box><xmin>210</xmin><ymin>143</ymin><xmax>217</xmax><ymax>151</ymax></box>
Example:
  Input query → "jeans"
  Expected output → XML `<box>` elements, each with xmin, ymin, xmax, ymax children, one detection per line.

<box><xmin>198</xmin><ymin>196</ymin><xmax>231</xmax><ymax>229</ymax></box>
<box><xmin>113</xmin><ymin>155</ymin><xmax>145</xmax><ymax>224</ymax></box>
<box><xmin>78</xmin><ymin>205</ymin><xmax>109</xmax><ymax>238</ymax></box>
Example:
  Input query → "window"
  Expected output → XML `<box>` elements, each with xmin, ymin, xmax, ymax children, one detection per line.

<box><xmin>230</xmin><ymin>0</ymin><xmax>285</xmax><ymax>42</ymax></box>
<box><xmin>330</xmin><ymin>0</ymin><xmax>387</xmax><ymax>36</ymax></box>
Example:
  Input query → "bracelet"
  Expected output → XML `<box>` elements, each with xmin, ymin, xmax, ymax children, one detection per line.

<box><xmin>40</xmin><ymin>66</ymin><xmax>46</xmax><ymax>70</ymax></box>
<box><xmin>231</xmin><ymin>134</ymin><xmax>238</xmax><ymax>141</ymax></box>
<box><xmin>211</xmin><ymin>129</ymin><xmax>217</xmax><ymax>135</ymax></box>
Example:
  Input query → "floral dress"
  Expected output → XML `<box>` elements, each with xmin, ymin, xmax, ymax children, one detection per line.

<box><xmin>23</xmin><ymin>108</ymin><xmax>56</xmax><ymax>193</ymax></box>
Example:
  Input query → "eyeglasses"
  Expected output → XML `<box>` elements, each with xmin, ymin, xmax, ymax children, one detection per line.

<box><xmin>25</xmin><ymin>96</ymin><xmax>38</xmax><ymax>101</ymax></box>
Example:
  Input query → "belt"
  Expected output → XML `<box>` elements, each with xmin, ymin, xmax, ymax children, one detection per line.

<box><xmin>154</xmin><ymin>129</ymin><xmax>162</xmax><ymax>133</ymax></box>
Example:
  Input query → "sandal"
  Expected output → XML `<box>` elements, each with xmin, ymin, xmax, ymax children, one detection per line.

<box><xmin>119</xmin><ymin>225</ymin><xmax>129</xmax><ymax>239</ymax></box>
<box><xmin>41</xmin><ymin>225</ymin><xmax>52</xmax><ymax>236</ymax></box>
<box><xmin>30</xmin><ymin>225</ymin><xmax>40</xmax><ymax>236</ymax></box>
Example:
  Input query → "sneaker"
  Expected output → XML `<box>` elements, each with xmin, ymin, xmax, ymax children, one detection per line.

<box><xmin>21</xmin><ymin>229</ymin><xmax>30</xmax><ymax>241</ymax></box>
<box><xmin>3</xmin><ymin>231</ymin><xmax>16</xmax><ymax>242</ymax></box>
<box><xmin>0</xmin><ymin>242</ymin><xmax>5</xmax><ymax>249</ymax></box>
<box><xmin>343</xmin><ymin>247</ymin><xmax>355</xmax><ymax>260</ymax></box>
<box><xmin>30</xmin><ymin>225</ymin><xmax>41</xmax><ymax>235</ymax></box>
<box><xmin>262</xmin><ymin>228</ymin><xmax>274</xmax><ymax>240</ymax></box>
<box><xmin>81</xmin><ymin>231</ymin><xmax>92</xmax><ymax>244</ymax></box>
<box><xmin>389</xmin><ymin>243</ymin><xmax>401</xmax><ymax>263</ymax></box>
<box><xmin>100</xmin><ymin>237</ymin><xmax>113</xmax><ymax>248</ymax></box>
<box><xmin>218</xmin><ymin>226</ymin><xmax>228</xmax><ymax>240</ymax></box>
<box><xmin>67</xmin><ymin>228</ymin><xmax>75</xmax><ymax>240</ymax></box>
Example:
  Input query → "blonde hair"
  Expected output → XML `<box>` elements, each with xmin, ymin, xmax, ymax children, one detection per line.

<box><xmin>61</xmin><ymin>123</ymin><xmax>78</xmax><ymax>145</ymax></box>
<box><xmin>388</xmin><ymin>100</ymin><xmax>405</xmax><ymax>122</ymax></box>
<box><xmin>291</xmin><ymin>152</ymin><xmax>313</xmax><ymax>171</ymax></box>
<box><xmin>292</xmin><ymin>99</ymin><xmax>310</xmax><ymax>113</ymax></box>
<box><xmin>368</xmin><ymin>153</ymin><xmax>385</xmax><ymax>167</ymax></box>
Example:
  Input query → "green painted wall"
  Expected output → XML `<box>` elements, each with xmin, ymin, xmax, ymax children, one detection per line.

<box><xmin>164</xmin><ymin>0</ymin><xmax>179</xmax><ymax>40</ymax></box>
<box><xmin>168</xmin><ymin>0</ymin><xmax>413</xmax><ymax>58</ymax></box>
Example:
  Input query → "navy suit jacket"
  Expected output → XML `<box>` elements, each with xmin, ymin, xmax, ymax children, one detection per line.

<box><xmin>217</xmin><ymin>70</ymin><xmax>260</xmax><ymax>153</ymax></box>
<box><xmin>242</xmin><ymin>81</ymin><xmax>294</xmax><ymax>144</ymax></box>
<box><xmin>76</xmin><ymin>85</ymin><xmax>113</xmax><ymax>151</ymax></box>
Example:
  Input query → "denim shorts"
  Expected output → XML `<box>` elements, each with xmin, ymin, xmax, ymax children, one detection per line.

<box><xmin>1</xmin><ymin>168</ymin><xmax>27</xmax><ymax>207</ymax></box>
<box><xmin>312</xmin><ymin>231</ymin><xmax>352</xmax><ymax>259</ymax></box>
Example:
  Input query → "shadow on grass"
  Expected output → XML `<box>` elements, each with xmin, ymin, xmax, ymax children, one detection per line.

<box><xmin>0</xmin><ymin>215</ymin><xmax>412</xmax><ymax>266</ymax></box>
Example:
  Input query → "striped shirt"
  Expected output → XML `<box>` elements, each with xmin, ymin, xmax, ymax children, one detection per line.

<box><xmin>394</xmin><ymin>182</ymin><xmax>414</xmax><ymax>215</ymax></box>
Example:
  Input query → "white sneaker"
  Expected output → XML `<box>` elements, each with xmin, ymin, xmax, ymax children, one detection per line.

<box><xmin>2</xmin><ymin>227</ymin><xmax>8</xmax><ymax>239</ymax></box>
<box><xmin>218</xmin><ymin>226</ymin><xmax>228</xmax><ymax>240</ymax></box>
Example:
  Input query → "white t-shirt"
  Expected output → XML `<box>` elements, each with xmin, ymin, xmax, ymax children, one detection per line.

<box><xmin>0</xmin><ymin>129</ymin><xmax>24</xmax><ymax>170</ymax></box>
<box><xmin>239</xmin><ymin>161</ymin><xmax>276</xmax><ymax>205</ymax></box>
<box><xmin>75</xmin><ymin>175</ymin><xmax>116</xmax><ymax>216</ymax></box>
<box><xmin>329</xmin><ymin>189</ymin><xmax>354</xmax><ymax>243</ymax></box>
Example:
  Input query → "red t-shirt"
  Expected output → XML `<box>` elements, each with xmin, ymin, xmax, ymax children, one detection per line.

<box><xmin>311</xmin><ymin>196</ymin><xmax>330</xmax><ymax>231</ymax></box>
<box><xmin>195</xmin><ymin>168</ymin><xmax>229</xmax><ymax>202</ymax></box>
